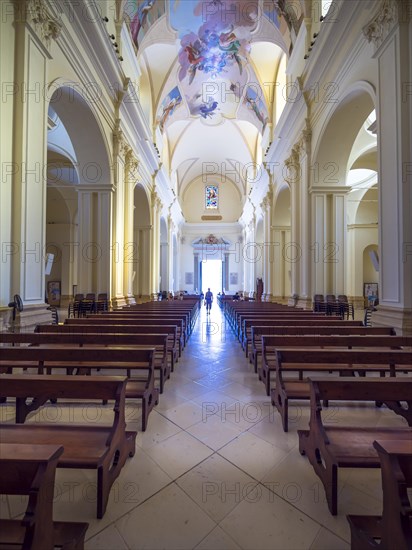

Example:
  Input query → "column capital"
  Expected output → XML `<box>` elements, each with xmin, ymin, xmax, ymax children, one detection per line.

<box><xmin>299</xmin><ymin>118</ymin><xmax>312</xmax><ymax>155</ymax></box>
<box><xmin>284</xmin><ymin>147</ymin><xmax>300</xmax><ymax>185</ymax></box>
<box><xmin>125</xmin><ymin>150</ymin><xmax>139</xmax><ymax>179</ymax></box>
<box><xmin>14</xmin><ymin>0</ymin><xmax>62</xmax><ymax>50</ymax></box>
<box><xmin>362</xmin><ymin>0</ymin><xmax>405</xmax><ymax>49</ymax></box>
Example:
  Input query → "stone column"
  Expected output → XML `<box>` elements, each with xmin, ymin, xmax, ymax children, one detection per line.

<box><xmin>246</xmin><ymin>216</ymin><xmax>256</xmax><ymax>296</ymax></box>
<box><xmin>123</xmin><ymin>151</ymin><xmax>139</xmax><ymax>304</ymax></box>
<box><xmin>285</xmin><ymin>148</ymin><xmax>300</xmax><ymax>303</ymax></box>
<box><xmin>298</xmin><ymin>121</ymin><xmax>313</xmax><ymax>308</ymax></box>
<box><xmin>150</xmin><ymin>191</ymin><xmax>162</xmax><ymax>299</ymax></box>
<box><xmin>167</xmin><ymin>215</ymin><xmax>174</xmax><ymax>292</ymax></box>
<box><xmin>111</xmin><ymin>132</ymin><xmax>128</xmax><ymax>308</ymax></box>
<box><xmin>363</xmin><ymin>0</ymin><xmax>412</xmax><ymax>334</ymax></box>
<box><xmin>77</xmin><ymin>187</ymin><xmax>113</xmax><ymax>296</ymax></box>
<box><xmin>194</xmin><ymin>253</ymin><xmax>199</xmax><ymax>293</ymax></box>
<box><xmin>261</xmin><ymin>188</ymin><xmax>273</xmax><ymax>301</ymax></box>
<box><xmin>7</xmin><ymin>1</ymin><xmax>61</xmax><ymax>326</ymax></box>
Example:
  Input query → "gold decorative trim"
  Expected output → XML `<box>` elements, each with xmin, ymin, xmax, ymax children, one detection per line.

<box><xmin>201</xmin><ymin>215</ymin><xmax>222</xmax><ymax>221</ymax></box>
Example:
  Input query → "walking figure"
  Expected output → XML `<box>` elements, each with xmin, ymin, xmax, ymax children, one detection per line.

<box><xmin>205</xmin><ymin>288</ymin><xmax>213</xmax><ymax>314</ymax></box>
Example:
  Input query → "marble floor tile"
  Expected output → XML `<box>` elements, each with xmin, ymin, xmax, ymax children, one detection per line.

<box><xmin>195</xmin><ymin>526</ymin><xmax>241</xmax><ymax>550</ymax></box>
<box><xmin>187</xmin><ymin>412</ymin><xmax>243</xmax><ymax>451</ymax></box>
<box><xmin>160</xmin><ymin>399</ymin><xmax>206</xmax><ymax>429</ymax></box>
<box><xmin>219</xmin><ymin>483</ymin><xmax>321</xmax><ymax>549</ymax></box>
<box><xmin>13</xmin><ymin>306</ymin><xmax>406</xmax><ymax>549</ymax></box>
<box><xmin>177</xmin><ymin>453</ymin><xmax>257</xmax><ymax>522</ymax></box>
<box><xmin>115</xmin><ymin>483</ymin><xmax>216</xmax><ymax>550</ymax></box>
<box><xmin>218</xmin><ymin>431</ymin><xmax>290</xmax><ymax>481</ymax></box>
<box><xmin>144</xmin><ymin>430</ymin><xmax>214</xmax><ymax>479</ymax></box>
<box><xmin>85</xmin><ymin>524</ymin><xmax>128</xmax><ymax>549</ymax></box>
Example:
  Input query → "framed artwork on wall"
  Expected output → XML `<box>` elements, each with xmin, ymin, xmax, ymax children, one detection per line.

<box><xmin>364</xmin><ymin>282</ymin><xmax>378</xmax><ymax>306</ymax></box>
<box><xmin>185</xmin><ymin>272</ymin><xmax>194</xmax><ymax>284</ymax></box>
<box><xmin>47</xmin><ymin>281</ymin><xmax>61</xmax><ymax>306</ymax></box>
<box><xmin>229</xmin><ymin>273</ymin><xmax>238</xmax><ymax>285</ymax></box>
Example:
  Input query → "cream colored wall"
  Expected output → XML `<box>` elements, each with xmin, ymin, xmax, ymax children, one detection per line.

<box><xmin>182</xmin><ymin>178</ymin><xmax>242</xmax><ymax>223</ymax></box>
<box><xmin>179</xmin><ymin>225</ymin><xmax>243</xmax><ymax>294</ymax></box>
<box><xmin>0</xmin><ymin>1</ymin><xmax>16</xmax><ymax>309</ymax></box>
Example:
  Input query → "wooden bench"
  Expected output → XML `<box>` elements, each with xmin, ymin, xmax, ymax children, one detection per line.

<box><xmin>0</xmin><ymin>443</ymin><xmax>89</xmax><ymax>549</ymax></box>
<box><xmin>35</xmin><ymin>323</ymin><xmax>179</xmax><ymax>371</ymax></box>
<box><xmin>0</xmin><ymin>374</ymin><xmax>136</xmax><ymax>518</ymax></box>
<box><xmin>347</xmin><ymin>439</ymin><xmax>412</xmax><ymax>550</ymax></box>
<box><xmin>66</xmin><ymin>317</ymin><xmax>185</xmax><ymax>356</ymax></box>
<box><xmin>88</xmin><ymin>312</ymin><xmax>190</xmax><ymax>346</ymax></box>
<box><xmin>236</xmin><ymin>310</ymin><xmax>323</xmax><ymax>340</ymax></box>
<box><xmin>241</xmin><ymin>318</ymin><xmax>363</xmax><ymax>357</ymax></box>
<box><xmin>271</xmin><ymin>347</ymin><xmax>412</xmax><ymax>432</ymax></box>
<box><xmin>1</xmin><ymin>331</ymin><xmax>170</xmax><ymax>394</ymax></box>
<box><xmin>250</xmin><ymin>325</ymin><xmax>396</xmax><ymax>373</ymax></box>
<box><xmin>260</xmin><ymin>334</ymin><xmax>411</xmax><ymax>396</ymax></box>
<box><xmin>0</xmin><ymin>346</ymin><xmax>158</xmax><ymax>431</ymax></box>
<box><xmin>297</xmin><ymin>377</ymin><xmax>412</xmax><ymax>515</ymax></box>
<box><xmin>240</xmin><ymin>314</ymin><xmax>333</xmax><ymax>355</ymax></box>
<box><xmin>240</xmin><ymin>314</ymin><xmax>327</xmax><ymax>352</ymax></box>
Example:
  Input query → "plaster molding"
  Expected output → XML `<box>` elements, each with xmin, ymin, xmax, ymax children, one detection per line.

<box><xmin>16</xmin><ymin>0</ymin><xmax>62</xmax><ymax>50</ymax></box>
<box><xmin>362</xmin><ymin>0</ymin><xmax>399</xmax><ymax>48</ymax></box>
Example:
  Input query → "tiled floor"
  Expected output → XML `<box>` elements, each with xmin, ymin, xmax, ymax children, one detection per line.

<box><xmin>1</xmin><ymin>305</ymin><xmax>407</xmax><ymax>549</ymax></box>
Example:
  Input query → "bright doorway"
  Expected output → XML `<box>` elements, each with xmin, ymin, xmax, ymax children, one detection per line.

<box><xmin>201</xmin><ymin>260</ymin><xmax>222</xmax><ymax>296</ymax></box>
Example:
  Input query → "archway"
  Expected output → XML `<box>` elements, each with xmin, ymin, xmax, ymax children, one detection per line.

<box><xmin>46</xmin><ymin>85</ymin><xmax>112</xmax><ymax>303</ymax></box>
<box><xmin>312</xmin><ymin>84</ymin><xmax>376</xmax><ymax>300</ymax></box>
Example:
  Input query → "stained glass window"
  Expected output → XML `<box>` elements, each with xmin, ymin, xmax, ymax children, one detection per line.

<box><xmin>205</xmin><ymin>185</ymin><xmax>218</xmax><ymax>209</ymax></box>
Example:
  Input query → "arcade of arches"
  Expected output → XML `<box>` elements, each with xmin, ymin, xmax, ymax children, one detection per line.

<box><xmin>1</xmin><ymin>0</ymin><xmax>411</xmax><ymax>335</ymax></box>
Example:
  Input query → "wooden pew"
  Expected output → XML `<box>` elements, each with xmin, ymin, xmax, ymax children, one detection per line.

<box><xmin>240</xmin><ymin>314</ymin><xmax>330</xmax><ymax>354</ymax></box>
<box><xmin>297</xmin><ymin>377</ymin><xmax>412</xmax><ymax>515</ymax></box>
<box><xmin>347</xmin><ymin>439</ymin><xmax>412</xmax><ymax>550</ymax></box>
<box><xmin>0</xmin><ymin>346</ymin><xmax>157</xmax><ymax>431</ymax></box>
<box><xmin>0</xmin><ymin>443</ymin><xmax>89</xmax><ymax>550</ymax></box>
<box><xmin>66</xmin><ymin>318</ymin><xmax>185</xmax><ymax>356</ymax></box>
<box><xmin>0</xmin><ymin>374</ymin><xmax>136</xmax><ymax>518</ymax></box>
<box><xmin>250</xmin><ymin>325</ymin><xmax>396</xmax><ymax>373</ymax></box>
<box><xmin>241</xmin><ymin>318</ymin><xmax>363</xmax><ymax>356</ymax></box>
<box><xmin>1</xmin><ymin>331</ymin><xmax>170</xmax><ymax>394</ymax></box>
<box><xmin>271</xmin><ymin>347</ymin><xmax>412</xmax><ymax>432</ymax></box>
<box><xmin>237</xmin><ymin>310</ymin><xmax>322</xmax><ymax>341</ymax></box>
<box><xmin>122</xmin><ymin>300</ymin><xmax>200</xmax><ymax>333</ymax></box>
<box><xmin>35</xmin><ymin>323</ymin><xmax>179</xmax><ymax>371</ymax></box>
<box><xmin>261</xmin><ymin>333</ymin><xmax>411</xmax><ymax>396</ymax></box>
<box><xmin>88</xmin><ymin>312</ymin><xmax>190</xmax><ymax>346</ymax></box>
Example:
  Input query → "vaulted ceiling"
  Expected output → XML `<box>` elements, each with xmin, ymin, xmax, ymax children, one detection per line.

<box><xmin>124</xmin><ymin>0</ymin><xmax>301</xmax><ymax>207</ymax></box>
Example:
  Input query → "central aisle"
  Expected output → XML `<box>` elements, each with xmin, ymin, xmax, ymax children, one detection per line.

<box><xmin>80</xmin><ymin>304</ymin><xmax>386</xmax><ymax>550</ymax></box>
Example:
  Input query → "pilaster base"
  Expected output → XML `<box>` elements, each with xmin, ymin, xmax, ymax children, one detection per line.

<box><xmin>112</xmin><ymin>296</ymin><xmax>128</xmax><ymax>308</ymax></box>
<box><xmin>1</xmin><ymin>304</ymin><xmax>53</xmax><ymax>333</ymax></box>
<box><xmin>371</xmin><ymin>305</ymin><xmax>412</xmax><ymax>335</ymax></box>
<box><xmin>126</xmin><ymin>295</ymin><xmax>137</xmax><ymax>306</ymax></box>
<box><xmin>297</xmin><ymin>297</ymin><xmax>313</xmax><ymax>310</ymax></box>
<box><xmin>272</xmin><ymin>296</ymin><xmax>288</xmax><ymax>305</ymax></box>
<box><xmin>151</xmin><ymin>293</ymin><xmax>160</xmax><ymax>301</ymax></box>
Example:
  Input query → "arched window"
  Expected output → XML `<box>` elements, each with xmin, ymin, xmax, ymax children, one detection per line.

<box><xmin>205</xmin><ymin>185</ymin><xmax>218</xmax><ymax>209</ymax></box>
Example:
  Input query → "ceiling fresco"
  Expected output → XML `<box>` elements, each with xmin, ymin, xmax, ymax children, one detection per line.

<box><xmin>124</xmin><ymin>1</ymin><xmax>298</xmax><ymax>204</ymax></box>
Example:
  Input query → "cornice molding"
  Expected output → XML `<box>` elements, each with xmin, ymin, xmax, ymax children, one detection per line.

<box><xmin>15</xmin><ymin>0</ymin><xmax>62</xmax><ymax>50</ymax></box>
<box><xmin>362</xmin><ymin>0</ymin><xmax>399</xmax><ymax>47</ymax></box>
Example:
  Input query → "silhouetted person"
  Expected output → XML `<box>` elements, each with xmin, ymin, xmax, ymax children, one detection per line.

<box><xmin>205</xmin><ymin>288</ymin><xmax>213</xmax><ymax>314</ymax></box>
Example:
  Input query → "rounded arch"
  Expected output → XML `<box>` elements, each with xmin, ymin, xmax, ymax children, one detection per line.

<box><xmin>47</xmin><ymin>81</ymin><xmax>112</xmax><ymax>186</ymax></box>
<box><xmin>312</xmin><ymin>81</ymin><xmax>376</xmax><ymax>186</ymax></box>
<box><xmin>133</xmin><ymin>183</ymin><xmax>151</xmax><ymax>226</ymax></box>
<box><xmin>272</xmin><ymin>184</ymin><xmax>291</xmax><ymax>225</ymax></box>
